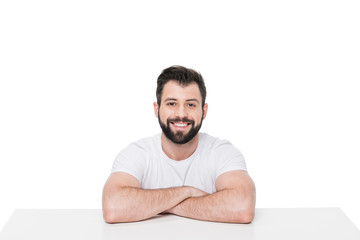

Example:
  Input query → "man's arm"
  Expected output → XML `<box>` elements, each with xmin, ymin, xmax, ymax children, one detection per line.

<box><xmin>167</xmin><ymin>170</ymin><xmax>256</xmax><ymax>223</ymax></box>
<box><xmin>102</xmin><ymin>172</ymin><xmax>207</xmax><ymax>223</ymax></box>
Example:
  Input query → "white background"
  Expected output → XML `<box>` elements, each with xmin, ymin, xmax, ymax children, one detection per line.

<box><xmin>1</xmin><ymin>0</ymin><xmax>359</xmax><ymax>231</ymax></box>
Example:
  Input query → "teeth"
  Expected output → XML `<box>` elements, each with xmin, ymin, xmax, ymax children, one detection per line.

<box><xmin>174</xmin><ymin>123</ymin><xmax>187</xmax><ymax>127</ymax></box>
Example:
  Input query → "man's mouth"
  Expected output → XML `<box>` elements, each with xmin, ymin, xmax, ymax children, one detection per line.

<box><xmin>171</xmin><ymin>121</ymin><xmax>192</xmax><ymax>129</ymax></box>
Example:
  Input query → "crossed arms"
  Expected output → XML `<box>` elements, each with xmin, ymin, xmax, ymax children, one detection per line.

<box><xmin>102</xmin><ymin>170</ymin><xmax>256</xmax><ymax>223</ymax></box>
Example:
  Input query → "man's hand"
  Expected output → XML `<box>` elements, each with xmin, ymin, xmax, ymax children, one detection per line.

<box><xmin>102</xmin><ymin>170</ymin><xmax>255</xmax><ymax>224</ymax></box>
<box><xmin>165</xmin><ymin>170</ymin><xmax>256</xmax><ymax>223</ymax></box>
<box><xmin>188</xmin><ymin>187</ymin><xmax>209</xmax><ymax>198</ymax></box>
<box><xmin>102</xmin><ymin>172</ymin><xmax>208</xmax><ymax>223</ymax></box>
<box><xmin>164</xmin><ymin>187</ymin><xmax>208</xmax><ymax>214</ymax></box>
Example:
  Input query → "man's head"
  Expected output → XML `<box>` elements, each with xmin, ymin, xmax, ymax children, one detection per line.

<box><xmin>154</xmin><ymin>66</ymin><xmax>208</xmax><ymax>145</ymax></box>
<box><xmin>156</xmin><ymin>65</ymin><xmax>207</xmax><ymax>108</ymax></box>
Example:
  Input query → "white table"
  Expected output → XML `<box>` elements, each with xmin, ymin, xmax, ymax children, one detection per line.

<box><xmin>1</xmin><ymin>208</ymin><xmax>359</xmax><ymax>240</ymax></box>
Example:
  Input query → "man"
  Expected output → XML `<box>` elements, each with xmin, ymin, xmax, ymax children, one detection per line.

<box><xmin>102</xmin><ymin>66</ymin><xmax>256</xmax><ymax>223</ymax></box>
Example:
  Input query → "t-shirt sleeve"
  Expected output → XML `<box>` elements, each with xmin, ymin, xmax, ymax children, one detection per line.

<box><xmin>111</xmin><ymin>142</ymin><xmax>147</xmax><ymax>183</ymax></box>
<box><xmin>212</xmin><ymin>139</ymin><xmax>247</xmax><ymax>179</ymax></box>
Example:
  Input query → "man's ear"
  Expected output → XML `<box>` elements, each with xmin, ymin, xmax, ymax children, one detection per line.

<box><xmin>153</xmin><ymin>102</ymin><xmax>159</xmax><ymax>118</ymax></box>
<box><xmin>202</xmin><ymin>103</ymin><xmax>208</xmax><ymax>120</ymax></box>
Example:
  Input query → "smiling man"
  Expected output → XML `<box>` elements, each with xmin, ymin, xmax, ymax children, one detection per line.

<box><xmin>102</xmin><ymin>66</ymin><xmax>256</xmax><ymax>223</ymax></box>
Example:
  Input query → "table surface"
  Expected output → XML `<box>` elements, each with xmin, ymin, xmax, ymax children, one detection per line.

<box><xmin>1</xmin><ymin>208</ymin><xmax>359</xmax><ymax>240</ymax></box>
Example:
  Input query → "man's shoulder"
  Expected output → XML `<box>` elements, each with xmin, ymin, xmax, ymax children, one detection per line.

<box><xmin>199</xmin><ymin>132</ymin><xmax>234</xmax><ymax>150</ymax></box>
<box><xmin>199</xmin><ymin>133</ymin><xmax>246</xmax><ymax>170</ymax></box>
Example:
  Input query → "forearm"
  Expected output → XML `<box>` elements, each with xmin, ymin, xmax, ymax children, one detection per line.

<box><xmin>103</xmin><ymin>186</ymin><xmax>193</xmax><ymax>223</ymax></box>
<box><xmin>168</xmin><ymin>189</ymin><xmax>255</xmax><ymax>223</ymax></box>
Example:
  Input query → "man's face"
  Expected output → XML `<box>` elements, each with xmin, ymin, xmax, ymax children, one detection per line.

<box><xmin>154</xmin><ymin>80</ymin><xmax>208</xmax><ymax>144</ymax></box>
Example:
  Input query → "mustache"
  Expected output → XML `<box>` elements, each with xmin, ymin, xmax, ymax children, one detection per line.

<box><xmin>167</xmin><ymin>118</ymin><xmax>195</xmax><ymax>125</ymax></box>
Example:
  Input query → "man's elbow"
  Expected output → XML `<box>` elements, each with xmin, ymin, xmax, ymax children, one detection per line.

<box><xmin>230</xmin><ymin>203</ymin><xmax>255</xmax><ymax>223</ymax></box>
<box><xmin>103</xmin><ymin>203</ymin><xmax>139</xmax><ymax>223</ymax></box>
<box><xmin>103</xmin><ymin>209</ymin><xmax>116</xmax><ymax>224</ymax></box>
<box><xmin>233</xmin><ymin>187</ymin><xmax>256</xmax><ymax>223</ymax></box>
<box><xmin>103</xmin><ymin>207</ymin><xmax>134</xmax><ymax>223</ymax></box>
<box><xmin>102</xmin><ymin>202</ymin><xmax>120</xmax><ymax>223</ymax></box>
<box><xmin>102</xmin><ymin>198</ymin><xmax>128</xmax><ymax>223</ymax></box>
<box><xmin>103</xmin><ymin>200</ymin><xmax>144</xmax><ymax>223</ymax></box>
<box><xmin>234</xmin><ymin>209</ymin><xmax>255</xmax><ymax>223</ymax></box>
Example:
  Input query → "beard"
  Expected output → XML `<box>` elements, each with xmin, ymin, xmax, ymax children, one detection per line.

<box><xmin>158</xmin><ymin>113</ymin><xmax>203</xmax><ymax>145</ymax></box>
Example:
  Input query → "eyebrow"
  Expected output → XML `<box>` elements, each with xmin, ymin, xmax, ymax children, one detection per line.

<box><xmin>164</xmin><ymin>98</ymin><xmax>200</xmax><ymax>103</ymax></box>
<box><xmin>164</xmin><ymin>98</ymin><xmax>178</xmax><ymax>102</ymax></box>
<box><xmin>186</xmin><ymin>98</ymin><xmax>200</xmax><ymax>103</ymax></box>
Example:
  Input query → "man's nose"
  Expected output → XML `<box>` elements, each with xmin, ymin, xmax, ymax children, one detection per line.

<box><xmin>175</xmin><ymin>105</ymin><xmax>188</xmax><ymax>119</ymax></box>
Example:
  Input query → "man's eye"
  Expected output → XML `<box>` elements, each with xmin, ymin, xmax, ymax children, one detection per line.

<box><xmin>188</xmin><ymin>103</ymin><xmax>196</xmax><ymax>107</ymax></box>
<box><xmin>167</xmin><ymin>102</ymin><xmax>176</xmax><ymax>106</ymax></box>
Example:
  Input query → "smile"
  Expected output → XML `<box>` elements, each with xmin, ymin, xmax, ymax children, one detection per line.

<box><xmin>171</xmin><ymin>122</ymin><xmax>191</xmax><ymax>128</ymax></box>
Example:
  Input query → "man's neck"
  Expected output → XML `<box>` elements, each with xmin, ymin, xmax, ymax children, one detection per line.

<box><xmin>161</xmin><ymin>133</ymin><xmax>199</xmax><ymax>161</ymax></box>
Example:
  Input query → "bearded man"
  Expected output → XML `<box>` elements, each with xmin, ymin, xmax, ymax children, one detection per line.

<box><xmin>102</xmin><ymin>66</ymin><xmax>256</xmax><ymax>223</ymax></box>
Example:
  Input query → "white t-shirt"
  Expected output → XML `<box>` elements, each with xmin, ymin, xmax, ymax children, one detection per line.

<box><xmin>111</xmin><ymin>132</ymin><xmax>247</xmax><ymax>194</ymax></box>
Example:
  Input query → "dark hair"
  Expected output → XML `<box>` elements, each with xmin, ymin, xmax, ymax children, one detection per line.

<box><xmin>156</xmin><ymin>65</ymin><xmax>207</xmax><ymax>107</ymax></box>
